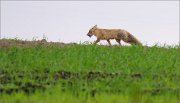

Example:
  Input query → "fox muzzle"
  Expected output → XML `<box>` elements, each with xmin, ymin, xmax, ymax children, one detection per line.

<box><xmin>87</xmin><ymin>33</ymin><xmax>92</xmax><ymax>37</ymax></box>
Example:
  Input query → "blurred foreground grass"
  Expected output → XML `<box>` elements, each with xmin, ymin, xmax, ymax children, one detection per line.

<box><xmin>0</xmin><ymin>39</ymin><xmax>179</xmax><ymax>103</ymax></box>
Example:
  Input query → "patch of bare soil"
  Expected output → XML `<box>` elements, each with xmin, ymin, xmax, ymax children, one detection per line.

<box><xmin>0</xmin><ymin>70</ymin><xmax>177</xmax><ymax>95</ymax></box>
<box><xmin>0</xmin><ymin>39</ymin><xmax>77</xmax><ymax>48</ymax></box>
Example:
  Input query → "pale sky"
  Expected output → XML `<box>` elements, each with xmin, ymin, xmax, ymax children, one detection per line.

<box><xmin>1</xmin><ymin>1</ymin><xmax>179</xmax><ymax>46</ymax></box>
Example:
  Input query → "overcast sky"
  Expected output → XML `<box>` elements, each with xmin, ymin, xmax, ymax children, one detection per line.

<box><xmin>1</xmin><ymin>1</ymin><xmax>179</xmax><ymax>46</ymax></box>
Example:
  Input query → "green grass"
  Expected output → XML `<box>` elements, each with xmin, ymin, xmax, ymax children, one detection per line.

<box><xmin>0</xmin><ymin>39</ymin><xmax>179</xmax><ymax>103</ymax></box>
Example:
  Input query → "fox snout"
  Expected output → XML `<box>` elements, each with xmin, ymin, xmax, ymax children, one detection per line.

<box><xmin>87</xmin><ymin>33</ymin><xmax>92</xmax><ymax>37</ymax></box>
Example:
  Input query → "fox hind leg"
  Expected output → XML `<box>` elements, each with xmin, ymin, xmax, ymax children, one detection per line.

<box><xmin>107</xmin><ymin>39</ymin><xmax>112</xmax><ymax>46</ymax></box>
<box><xmin>115</xmin><ymin>39</ymin><xmax>121</xmax><ymax>46</ymax></box>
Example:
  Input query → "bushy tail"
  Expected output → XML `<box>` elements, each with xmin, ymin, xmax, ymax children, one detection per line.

<box><xmin>127</xmin><ymin>32</ymin><xmax>142</xmax><ymax>45</ymax></box>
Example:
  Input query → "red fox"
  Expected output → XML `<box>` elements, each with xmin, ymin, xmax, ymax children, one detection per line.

<box><xmin>87</xmin><ymin>25</ymin><xmax>142</xmax><ymax>46</ymax></box>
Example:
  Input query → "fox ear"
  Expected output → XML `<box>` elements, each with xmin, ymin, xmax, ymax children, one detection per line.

<box><xmin>94</xmin><ymin>25</ymin><xmax>97</xmax><ymax>28</ymax></box>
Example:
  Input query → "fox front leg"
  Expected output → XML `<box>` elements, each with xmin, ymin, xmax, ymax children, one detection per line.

<box><xmin>94</xmin><ymin>39</ymin><xmax>100</xmax><ymax>44</ymax></box>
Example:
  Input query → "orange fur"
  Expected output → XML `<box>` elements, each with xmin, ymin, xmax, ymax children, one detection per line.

<box><xmin>87</xmin><ymin>25</ymin><xmax>142</xmax><ymax>46</ymax></box>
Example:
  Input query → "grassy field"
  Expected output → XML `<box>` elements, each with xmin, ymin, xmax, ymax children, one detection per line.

<box><xmin>0</xmin><ymin>39</ymin><xmax>180</xmax><ymax>103</ymax></box>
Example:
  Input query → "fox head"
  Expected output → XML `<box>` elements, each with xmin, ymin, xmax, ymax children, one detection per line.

<box><xmin>87</xmin><ymin>25</ymin><xmax>97</xmax><ymax>37</ymax></box>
